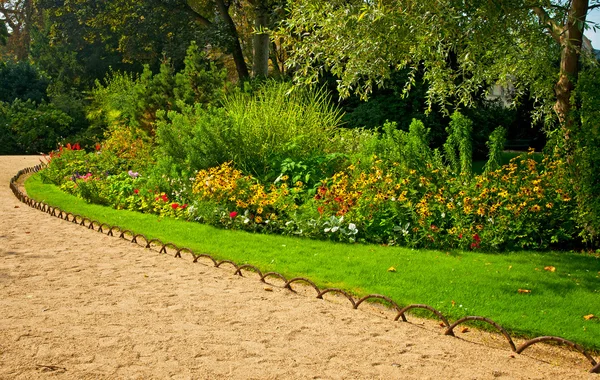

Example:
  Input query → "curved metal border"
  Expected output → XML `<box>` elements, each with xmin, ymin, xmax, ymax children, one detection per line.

<box><xmin>394</xmin><ymin>304</ymin><xmax>450</xmax><ymax>328</ymax></box>
<box><xmin>284</xmin><ymin>277</ymin><xmax>321</xmax><ymax>295</ymax></box>
<box><xmin>317</xmin><ymin>288</ymin><xmax>356</xmax><ymax>308</ymax></box>
<box><xmin>517</xmin><ymin>336</ymin><xmax>597</xmax><ymax>367</ymax></box>
<box><xmin>354</xmin><ymin>294</ymin><xmax>401</xmax><ymax>313</ymax></box>
<box><xmin>234</xmin><ymin>264</ymin><xmax>264</xmax><ymax>278</ymax></box>
<box><xmin>444</xmin><ymin>316</ymin><xmax>516</xmax><ymax>352</ymax></box>
<box><xmin>10</xmin><ymin>164</ymin><xmax>600</xmax><ymax>374</ymax></box>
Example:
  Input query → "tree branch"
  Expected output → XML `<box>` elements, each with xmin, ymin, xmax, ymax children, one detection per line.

<box><xmin>531</xmin><ymin>6</ymin><xmax>562</xmax><ymax>44</ymax></box>
<box><xmin>181</xmin><ymin>1</ymin><xmax>213</xmax><ymax>27</ymax></box>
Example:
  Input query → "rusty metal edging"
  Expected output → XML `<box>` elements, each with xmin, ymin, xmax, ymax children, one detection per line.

<box><xmin>9</xmin><ymin>165</ymin><xmax>600</xmax><ymax>374</ymax></box>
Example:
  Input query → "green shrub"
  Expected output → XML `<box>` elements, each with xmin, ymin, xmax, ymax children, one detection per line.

<box><xmin>87</xmin><ymin>41</ymin><xmax>227</xmax><ymax>135</ymax></box>
<box><xmin>0</xmin><ymin>99</ymin><xmax>72</xmax><ymax>154</ymax></box>
<box><xmin>572</xmin><ymin>68</ymin><xmax>600</xmax><ymax>245</ymax></box>
<box><xmin>154</xmin><ymin>81</ymin><xmax>345</xmax><ymax>181</ymax></box>
<box><xmin>444</xmin><ymin>111</ymin><xmax>473</xmax><ymax>176</ymax></box>
<box><xmin>0</xmin><ymin>61</ymin><xmax>49</xmax><ymax>103</ymax></box>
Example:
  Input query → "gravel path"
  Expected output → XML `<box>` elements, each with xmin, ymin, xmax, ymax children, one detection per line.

<box><xmin>0</xmin><ymin>155</ymin><xmax>597</xmax><ymax>379</ymax></box>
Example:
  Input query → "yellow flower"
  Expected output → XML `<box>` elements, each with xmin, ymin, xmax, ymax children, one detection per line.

<box><xmin>530</xmin><ymin>204</ymin><xmax>541</xmax><ymax>213</ymax></box>
<box><xmin>257</xmin><ymin>207</ymin><xmax>263</xmax><ymax>214</ymax></box>
<box><xmin>562</xmin><ymin>194</ymin><xmax>571</xmax><ymax>202</ymax></box>
<box><xmin>546</xmin><ymin>202</ymin><xmax>553</xmax><ymax>209</ymax></box>
<box><xmin>255</xmin><ymin>216</ymin><xmax>263</xmax><ymax>224</ymax></box>
<box><xmin>447</xmin><ymin>202</ymin><xmax>455</xmax><ymax>210</ymax></box>
<box><xmin>281</xmin><ymin>175</ymin><xmax>289</xmax><ymax>181</ymax></box>
<box><xmin>476</xmin><ymin>207</ymin><xmax>485</xmax><ymax>216</ymax></box>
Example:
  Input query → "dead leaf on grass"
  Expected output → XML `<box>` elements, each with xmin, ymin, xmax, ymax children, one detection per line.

<box><xmin>387</xmin><ymin>266</ymin><xmax>396</xmax><ymax>272</ymax></box>
<box><xmin>583</xmin><ymin>314</ymin><xmax>596</xmax><ymax>320</ymax></box>
<box><xmin>518</xmin><ymin>289</ymin><xmax>531</xmax><ymax>294</ymax></box>
<box><xmin>544</xmin><ymin>266</ymin><xmax>556</xmax><ymax>272</ymax></box>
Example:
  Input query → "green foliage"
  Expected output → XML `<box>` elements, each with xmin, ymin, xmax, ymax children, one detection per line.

<box><xmin>87</xmin><ymin>41</ymin><xmax>227</xmax><ymax>136</ymax></box>
<box><xmin>155</xmin><ymin>81</ymin><xmax>344</xmax><ymax>181</ymax></box>
<box><xmin>281</xmin><ymin>0</ymin><xmax>560</xmax><ymax>118</ymax></box>
<box><xmin>369</xmin><ymin>119</ymin><xmax>442</xmax><ymax>174</ymax></box>
<box><xmin>444</xmin><ymin>111</ymin><xmax>473</xmax><ymax>176</ymax></box>
<box><xmin>0</xmin><ymin>99</ymin><xmax>72</xmax><ymax>154</ymax></box>
<box><xmin>483</xmin><ymin>127</ymin><xmax>507</xmax><ymax>174</ymax></box>
<box><xmin>572</xmin><ymin>68</ymin><xmax>600</xmax><ymax>244</ymax></box>
<box><xmin>0</xmin><ymin>60</ymin><xmax>49</xmax><ymax>103</ymax></box>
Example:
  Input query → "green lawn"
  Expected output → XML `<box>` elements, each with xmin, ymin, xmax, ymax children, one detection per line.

<box><xmin>25</xmin><ymin>173</ymin><xmax>600</xmax><ymax>351</ymax></box>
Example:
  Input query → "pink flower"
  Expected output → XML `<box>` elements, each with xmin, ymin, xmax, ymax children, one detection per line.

<box><xmin>229</xmin><ymin>211</ymin><xmax>238</xmax><ymax>218</ymax></box>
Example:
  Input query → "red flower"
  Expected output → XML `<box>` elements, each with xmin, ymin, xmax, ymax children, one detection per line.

<box><xmin>317</xmin><ymin>206</ymin><xmax>324</xmax><ymax>215</ymax></box>
<box><xmin>181</xmin><ymin>204</ymin><xmax>188</xmax><ymax>209</ymax></box>
<box><xmin>229</xmin><ymin>211</ymin><xmax>238</xmax><ymax>218</ymax></box>
<box><xmin>95</xmin><ymin>143</ymin><xmax>101</xmax><ymax>151</ymax></box>
<box><xmin>134</xmin><ymin>189</ymin><xmax>139</xmax><ymax>194</ymax></box>
<box><xmin>161</xmin><ymin>194</ymin><xmax>168</xmax><ymax>202</ymax></box>
<box><xmin>73</xmin><ymin>143</ymin><xmax>81</xmax><ymax>150</ymax></box>
<box><xmin>171</xmin><ymin>203</ymin><xmax>179</xmax><ymax>209</ymax></box>
<box><xmin>473</xmin><ymin>234</ymin><xmax>481</xmax><ymax>243</ymax></box>
<box><xmin>334</xmin><ymin>197</ymin><xmax>343</xmax><ymax>203</ymax></box>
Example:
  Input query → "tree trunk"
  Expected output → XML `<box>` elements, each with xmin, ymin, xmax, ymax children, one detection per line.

<box><xmin>554</xmin><ymin>0</ymin><xmax>589</xmax><ymax>126</ymax></box>
<box><xmin>215</xmin><ymin>0</ymin><xmax>250</xmax><ymax>81</ymax></box>
<box><xmin>252</xmin><ymin>2</ymin><xmax>270</xmax><ymax>78</ymax></box>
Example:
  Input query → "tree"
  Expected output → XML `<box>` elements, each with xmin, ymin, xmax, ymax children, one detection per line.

<box><xmin>281</xmin><ymin>0</ymin><xmax>600</xmax><ymax>125</ymax></box>
<box><xmin>37</xmin><ymin>0</ymin><xmax>286</xmax><ymax>82</ymax></box>
<box><xmin>0</xmin><ymin>0</ymin><xmax>35</xmax><ymax>59</ymax></box>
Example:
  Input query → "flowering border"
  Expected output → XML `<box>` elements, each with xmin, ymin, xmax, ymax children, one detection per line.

<box><xmin>9</xmin><ymin>165</ymin><xmax>600</xmax><ymax>374</ymax></box>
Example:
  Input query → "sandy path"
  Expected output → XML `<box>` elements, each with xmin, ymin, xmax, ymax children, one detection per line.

<box><xmin>0</xmin><ymin>155</ymin><xmax>597</xmax><ymax>379</ymax></box>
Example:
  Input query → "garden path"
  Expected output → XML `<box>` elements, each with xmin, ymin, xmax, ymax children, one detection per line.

<box><xmin>0</xmin><ymin>156</ymin><xmax>597</xmax><ymax>379</ymax></box>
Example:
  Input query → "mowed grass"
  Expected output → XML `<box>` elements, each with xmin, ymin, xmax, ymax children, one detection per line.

<box><xmin>25</xmin><ymin>174</ymin><xmax>600</xmax><ymax>350</ymax></box>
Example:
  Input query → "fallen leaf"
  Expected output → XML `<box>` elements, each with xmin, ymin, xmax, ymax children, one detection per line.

<box><xmin>508</xmin><ymin>265</ymin><xmax>512</xmax><ymax>270</ymax></box>
<box><xmin>439</xmin><ymin>322</ymin><xmax>445</xmax><ymax>327</ymax></box>
<box><xmin>264</xmin><ymin>287</ymin><xmax>273</xmax><ymax>292</ymax></box>
<box><xmin>518</xmin><ymin>289</ymin><xmax>531</xmax><ymax>294</ymax></box>
<box><xmin>387</xmin><ymin>266</ymin><xmax>397</xmax><ymax>272</ymax></box>
<box><xmin>451</xmin><ymin>300</ymin><xmax>456</xmax><ymax>307</ymax></box>
<box><xmin>461</xmin><ymin>327</ymin><xmax>470</xmax><ymax>333</ymax></box>
<box><xmin>14</xmin><ymin>206</ymin><xmax>19</xmax><ymax>208</ymax></box>
<box><xmin>544</xmin><ymin>266</ymin><xmax>556</xmax><ymax>272</ymax></box>
<box><xmin>583</xmin><ymin>314</ymin><xmax>596</xmax><ymax>320</ymax></box>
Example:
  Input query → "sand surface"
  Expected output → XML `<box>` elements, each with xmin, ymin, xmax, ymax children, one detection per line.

<box><xmin>0</xmin><ymin>155</ymin><xmax>598</xmax><ymax>379</ymax></box>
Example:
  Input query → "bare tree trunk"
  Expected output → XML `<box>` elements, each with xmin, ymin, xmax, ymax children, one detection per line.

<box><xmin>554</xmin><ymin>0</ymin><xmax>589</xmax><ymax>126</ymax></box>
<box><xmin>215</xmin><ymin>0</ymin><xmax>250</xmax><ymax>81</ymax></box>
<box><xmin>252</xmin><ymin>2</ymin><xmax>270</xmax><ymax>78</ymax></box>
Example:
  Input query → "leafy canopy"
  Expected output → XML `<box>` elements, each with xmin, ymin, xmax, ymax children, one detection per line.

<box><xmin>280</xmin><ymin>0</ymin><xmax>598</xmax><ymax>118</ymax></box>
